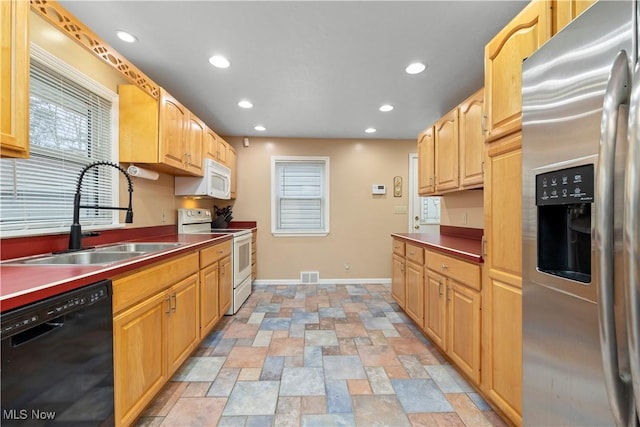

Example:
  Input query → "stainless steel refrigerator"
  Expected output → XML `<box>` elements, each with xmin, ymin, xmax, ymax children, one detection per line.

<box><xmin>522</xmin><ymin>1</ymin><xmax>640</xmax><ymax>426</ymax></box>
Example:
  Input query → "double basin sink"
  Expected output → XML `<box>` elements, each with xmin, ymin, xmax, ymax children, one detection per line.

<box><xmin>5</xmin><ymin>242</ymin><xmax>184</xmax><ymax>266</ymax></box>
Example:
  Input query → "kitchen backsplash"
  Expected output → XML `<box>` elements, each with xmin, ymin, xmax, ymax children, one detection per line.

<box><xmin>439</xmin><ymin>190</ymin><xmax>484</xmax><ymax>229</ymax></box>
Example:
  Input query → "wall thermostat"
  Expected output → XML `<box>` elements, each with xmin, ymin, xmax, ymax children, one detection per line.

<box><xmin>372</xmin><ymin>184</ymin><xmax>386</xmax><ymax>195</ymax></box>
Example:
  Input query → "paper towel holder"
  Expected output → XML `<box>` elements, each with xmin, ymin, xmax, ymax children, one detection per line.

<box><xmin>127</xmin><ymin>164</ymin><xmax>159</xmax><ymax>180</ymax></box>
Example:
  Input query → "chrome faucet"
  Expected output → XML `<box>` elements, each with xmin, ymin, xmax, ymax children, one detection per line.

<box><xmin>69</xmin><ymin>161</ymin><xmax>134</xmax><ymax>251</ymax></box>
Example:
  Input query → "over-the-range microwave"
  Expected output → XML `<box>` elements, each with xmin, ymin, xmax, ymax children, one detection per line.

<box><xmin>175</xmin><ymin>158</ymin><xmax>231</xmax><ymax>199</ymax></box>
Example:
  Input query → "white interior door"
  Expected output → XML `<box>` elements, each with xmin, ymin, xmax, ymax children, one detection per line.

<box><xmin>408</xmin><ymin>153</ymin><xmax>440</xmax><ymax>233</ymax></box>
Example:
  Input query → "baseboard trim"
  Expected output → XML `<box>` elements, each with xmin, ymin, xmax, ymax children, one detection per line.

<box><xmin>253</xmin><ymin>278</ymin><xmax>391</xmax><ymax>286</ymax></box>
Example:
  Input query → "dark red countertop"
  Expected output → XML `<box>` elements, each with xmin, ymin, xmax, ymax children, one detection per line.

<box><xmin>1</xmin><ymin>233</ymin><xmax>232</xmax><ymax>312</ymax></box>
<box><xmin>391</xmin><ymin>226</ymin><xmax>483</xmax><ymax>263</ymax></box>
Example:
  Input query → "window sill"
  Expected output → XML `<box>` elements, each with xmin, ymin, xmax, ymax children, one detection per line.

<box><xmin>272</xmin><ymin>231</ymin><xmax>329</xmax><ymax>237</ymax></box>
<box><xmin>1</xmin><ymin>223</ymin><xmax>125</xmax><ymax>239</ymax></box>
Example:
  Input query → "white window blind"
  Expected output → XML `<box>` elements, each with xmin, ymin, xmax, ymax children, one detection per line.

<box><xmin>0</xmin><ymin>49</ymin><xmax>117</xmax><ymax>236</ymax></box>
<box><xmin>272</xmin><ymin>156</ymin><xmax>330</xmax><ymax>235</ymax></box>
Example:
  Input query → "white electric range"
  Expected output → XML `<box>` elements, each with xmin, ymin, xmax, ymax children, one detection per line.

<box><xmin>177</xmin><ymin>208</ymin><xmax>252</xmax><ymax>315</ymax></box>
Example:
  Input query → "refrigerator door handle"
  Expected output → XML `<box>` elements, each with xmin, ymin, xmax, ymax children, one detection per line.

<box><xmin>626</xmin><ymin>61</ymin><xmax>640</xmax><ymax>422</ymax></box>
<box><xmin>596</xmin><ymin>50</ymin><xmax>632</xmax><ymax>427</ymax></box>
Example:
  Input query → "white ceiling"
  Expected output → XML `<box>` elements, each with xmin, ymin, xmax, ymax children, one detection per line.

<box><xmin>59</xmin><ymin>1</ymin><xmax>526</xmax><ymax>140</ymax></box>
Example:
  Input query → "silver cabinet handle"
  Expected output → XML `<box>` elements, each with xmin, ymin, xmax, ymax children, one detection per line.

<box><xmin>595</xmin><ymin>50</ymin><xmax>632</xmax><ymax>427</ymax></box>
<box><xmin>171</xmin><ymin>293</ymin><xmax>177</xmax><ymax>312</ymax></box>
<box><xmin>625</xmin><ymin>61</ymin><xmax>640</xmax><ymax>416</ymax></box>
<box><xmin>165</xmin><ymin>295</ymin><xmax>171</xmax><ymax>314</ymax></box>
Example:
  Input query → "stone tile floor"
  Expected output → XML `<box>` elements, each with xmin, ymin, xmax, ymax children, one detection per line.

<box><xmin>135</xmin><ymin>284</ymin><xmax>508</xmax><ymax>427</ymax></box>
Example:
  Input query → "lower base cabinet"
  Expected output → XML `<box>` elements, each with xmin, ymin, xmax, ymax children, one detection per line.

<box><xmin>113</xmin><ymin>291</ymin><xmax>168</xmax><ymax>427</ymax></box>
<box><xmin>447</xmin><ymin>281</ymin><xmax>481</xmax><ymax>384</ymax></box>
<box><xmin>391</xmin><ymin>237</ymin><xmax>482</xmax><ymax>390</ymax></box>
<box><xmin>424</xmin><ymin>270</ymin><xmax>447</xmax><ymax>349</ymax></box>
<box><xmin>112</xmin><ymin>241</ymin><xmax>234</xmax><ymax>427</ymax></box>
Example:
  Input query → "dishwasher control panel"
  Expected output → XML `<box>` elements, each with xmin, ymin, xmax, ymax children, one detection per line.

<box><xmin>1</xmin><ymin>280</ymin><xmax>111</xmax><ymax>338</ymax></box>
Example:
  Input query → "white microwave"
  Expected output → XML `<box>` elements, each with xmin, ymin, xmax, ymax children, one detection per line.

<box><xmin>175</xmin><ymin>158</ymin><xmax>231</xmax><ymax>199</ymax></box>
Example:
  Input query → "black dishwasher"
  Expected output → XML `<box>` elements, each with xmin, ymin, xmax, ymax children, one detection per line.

<box><xmin>1</xmin><ymin>280</ymin><xmax>114</xmax><ymax>426</ymax></box>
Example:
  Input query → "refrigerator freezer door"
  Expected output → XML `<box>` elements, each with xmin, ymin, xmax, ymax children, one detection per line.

<box><xmin>522</xmin><ymin>1</ymin><xmax>636</xmax><ymax>426</ymax></box>
<box><xmin>626</xmin><ymin>62</ymin><xmax>640</xmax><ymax>424</ymax></box>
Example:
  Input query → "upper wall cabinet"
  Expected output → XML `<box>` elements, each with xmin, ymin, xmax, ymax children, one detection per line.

<box><xmin>484</xmin><ymin>0</ymin><xmax>551</xmax><ymax>142</ymax></box>
<box><xmin>1</xmin><ymin>0</ymin><xmax>29</xmax><ymax>159</ymax></box>
<box><xmin>418</xmin><ymin>127</ymin><xmax>435</xmax><ymax>195</ymax></box>
<box><xmin>418</xmin><ymin>88</ymin><xmax>484</xmax><ymax>196</ymax></box>
<box><xmin>205</xmin><ymin>127</ymin><xmax>232</xmax><ymax>167</ymax></box>
<box><xmin>434</xmin><ymin>108</ymin><xmax>459</xmax><ymax>193</ymax></box>
<box><xmin>552</xmin><ymin>0</ymin><xmax>596</xmax><ymax>35</ymax></box>
<box><xmin>459</xmin><ymin>88</ymin><xmax>484</xmax><ymax>189</ymax></box>
<box><xmin>228</xmin><ymin>145</ymin><xmax>237</xmax><ymax>199</ymax></box>
<box><xmin>119</xmin><ymin>85</ymin><xmax>203</xmax><ymax>176</ymax></box>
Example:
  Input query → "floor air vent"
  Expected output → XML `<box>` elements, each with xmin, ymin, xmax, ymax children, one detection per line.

<box><xmin>300</xmin><ymin>271</ymin><xmax>319</xmax><ymax>284</ymax></box>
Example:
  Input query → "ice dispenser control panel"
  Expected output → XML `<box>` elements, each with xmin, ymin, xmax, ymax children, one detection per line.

<box><xmin>536</xmin><ymin>164</ymin><xmax>594</xmax><ymax>206</ymax></box>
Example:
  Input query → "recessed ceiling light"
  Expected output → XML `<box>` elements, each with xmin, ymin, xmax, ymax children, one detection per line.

<box><xmin>365</xmin><ymin>127</ymin><xmax>377</xmax><ymax>134</ymax></box>
<box><xmin>238</xmin><ymin>100</ymin><xmax>253</xmax><ymax>109</ymax></box>
<box><xmin>379</xmin><ymin>104</ymin><xmax>394</xmax><ymax>112</ymax></box>
<box><xmin>116</xmin><ymin>30</ymin><xmax>137</xmax><ymax>43</ymax></box>
<box><xmin>254</xmin><ymin>125</ymin><xmax>266</xmax><ymax>131</ymax></box>
<box><xmin>405</xmin><ymin>62</ymin><xmax>426</xmax><ymax>75</ymax></box>
<box><xmin>209</xmin><ymin>55</ymin><xmax>230</xmax><ymax>69</ymax></box>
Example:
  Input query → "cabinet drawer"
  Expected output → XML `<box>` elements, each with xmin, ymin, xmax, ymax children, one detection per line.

<box><xmin>113</xmin><ymin>252</ymin><xmax>199</xmax><ymax>313</ymax></box>
<box><xmin>426</xmin><ymin>250</ymin><xmax>480</xmax><ymax>290</ymax></box>
<box><xmin>393</xmin><ymin>239</ymin><xmax>405</xmax><ymax>256</ymax></box>
<box><xmin>406</xmin><ymin>243</ymin><xmax>424</xmax><ymax>265</ymax></box>
<box><xmin>200</xmin><ymin>240</ymin><xmax>232</xmax><ymax>267</ymax></box>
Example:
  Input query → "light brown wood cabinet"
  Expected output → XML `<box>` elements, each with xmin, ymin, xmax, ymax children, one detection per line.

<box><xmin>405</xmin><ymin>244</ymin><xmax>425</xmax><ymax>327</ymax></box>
<box><xmin>199</xmin><ymin>240</ymin><xmax>232</xmax><ymax>339</ymax></box>
<box><xmin>434</xmin><ymin>108</ymin><xmax>460</xmax><ymax>192</ymax></box>
<box><xmin>424</xmin><ymin>269</ymin><xmax>447</xmax><ymax>349</ymax></box>
<box><xmin>112</xmin><ymin>252</ymin><xmax>199</xmax><ymax>427</ymax></box>
<box><xmin>205</xmin><ymin>128</ymin><xmax>230</xmax><ymax>165</ymax></box>
<box><xmin>482</xmin><ymin>131</ymin><xmax>523</xmax><ymax>425</ymax></box>
<box><xmin>418</xmin><ymin>88</ymin><xmax>484</xmax><ymax>196</ymax></box>
<box><xmin>552</xmin><ymin>0</ymin><xmax>596</xmax><ymax>34</ymax></box>
<box><xmin>425</xmin><ymin>250</ymin><xmax>481</xmax><ymax>384</ymax></box>
<box><xmin>1</xmin><ymin>0</ymin><xmax>29</xmax><ymax>158</ymax></box>
<box><xmin>118</xmin><ymin>85</ymin><xmax>203</xmax><ymax>176</ymax></box>
<box><xmin>184</xmin><ymin>112</ymin><xmax>205</xmax><ymax>176</ymax></box>
<box><xmin>391</xmin><ymin>238</ymin><xmax>481</xmax><ymax>387</ymax></box>
<box><xmin>228</xmin><ymin>145</ymin><xmax>238</xmax><ymax>199</ymax></box>
<box><xmin>459</xmin><ymin>88</ymin><xmax>484</xmax><ymax>189</ymax></box>
<box><xmin>484</xmin><ymin>0</ymin><xmax>551</xmax><ymax>142</ymax></box>
<box><xmin>113</xmin><ymin>290</ymin><xmax>167</xmax><ymax>427</ymax></box>
<box><xmin>166</xmin><ymin>275</ymin><xmax>199</xmax><ymax>376</ymax></box>
<box><xmin>391</xmin><ymin>239</ymin><xmax>406</xmax><ymax>306</ymax></box>
<box><xmin>391</xmin><ymin>254</ymin><xmax>406</xmax><ymax>306</ymax></box>
<box><xmin>418</xmin><ymin>127</ymin><xmax>436</xmax><ymax>195</ymax></box>
<box><xmin>112</xmin><ymin>241</ymin><xmax>236</xmax><ymax>426</ymax></box>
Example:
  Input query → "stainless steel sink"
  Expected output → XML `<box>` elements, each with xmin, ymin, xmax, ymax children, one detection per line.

<box><xmin>10</xmin><ymin>251</ymin><xmax>147</xmax><ymax>266</ymax></box>
<box><xmin>3</xmin><ymin>242</ymin><xmax>185</xmax><ymax>266</ymax></box>
<box><xmin>95</xmin><ymin>242</ymin><xmax>183</xmax><ymax>253</ymax></box>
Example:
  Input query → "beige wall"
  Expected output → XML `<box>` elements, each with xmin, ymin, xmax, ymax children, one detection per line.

<box><xmin>31</xmin><ymin>12</ymin><xmax>177</xmax><ymax>228</ymax></box>
<box><xmin>225</xmin><ymin>136</ymin><xmax>415</xmax><ymax>280</ymax></box>
<box><xmin>440</xmin><ymin>190</ymin><xmax>484</xmax><ymax>229</ymax></box>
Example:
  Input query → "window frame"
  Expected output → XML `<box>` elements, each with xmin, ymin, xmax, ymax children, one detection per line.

<box><xmin>271</xmin><ymin>155</ymin><xmax>330</xmax><ymax>237</ymax></box>
<box><xmin>0</xmin><ymin>44</ymin><xmax>120</xmax><ymax>238</ymax></box>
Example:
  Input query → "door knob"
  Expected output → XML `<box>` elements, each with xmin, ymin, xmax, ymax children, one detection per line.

<box><xmin>414</xmin><ymin>225</ymin><xmax>420</xmax><ymax>229</ymax></box>
<box><xmin>415</xmin><ymin>216</ymin><xmax>419</xmax><ymax>221</ymax></box>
